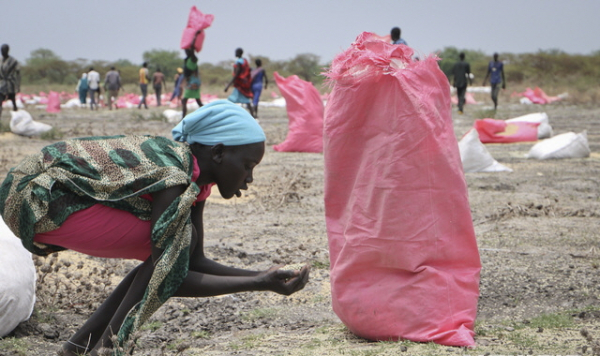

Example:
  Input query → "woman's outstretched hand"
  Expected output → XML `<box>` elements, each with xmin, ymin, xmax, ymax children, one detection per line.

<box><xmin>258</xmin><ymin>265</ymin><xmax>310</xmax><ymax>296</ymax></box>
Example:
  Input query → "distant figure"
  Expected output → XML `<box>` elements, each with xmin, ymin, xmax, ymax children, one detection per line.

<box><xmin>224</xmin><ymin>48</ymin><xmax>254</xmax><ymax>116</ymax></box>
<box><xmin>452</xmin><ymin>52</ymin><xmax>472</xmax><ymax>114</ymax></box>
<box><xmin>482</xmin><ymin>53</ymin><xmax>506</xmax><ymax>110</ymax></box>
<box><xmin>87</xmin><ymin>67</ymin><xmax>101</xmax><ymax>110</ymax></box>
<box><xmin>182</xmin><ymin>30</ymin><xmax>204</xmax><ymax>119</ymax></box>
<box><xmin>390</xmin><ymin>27</ymin><xmax>407</xmax><ymax>46</ymax></box>
<box><xmin>104</xmin><ymin>66</ymin><xmax>121</xmax><ymax>110</ymax></box>
<box><xmin>138</xmin><ymin>62</ymin><xmax>150</xmax><ymax>109</ymax></box>
<box><xmin>75</xmin><ymin>73</ymin><xmax>89</xmax><ymax>108</ymax></box>
<box><xmin>169</xmin><ymin>67</ymin><xmax>184</xmax><ymax>106</ymax></box>
<box><xmin>250</xmin><ymin>58</ymin><xmax>268</xmax><ymax>118</ymax></box>
<box><xmin>0</xmin><ymin>44</ymin><xmax>21</xmax><ymax>122</ymax></box>
<box><xmin>152</xmin><ymin>68</ymin><xmax>167</xmax><ymax>107</ymax></box>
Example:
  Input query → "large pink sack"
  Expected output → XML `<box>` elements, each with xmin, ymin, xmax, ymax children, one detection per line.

<box><xmin>46</xmin><ymin>91</ymin><xmax>61</xmax><ymax>113</ymax></box>
<box><xmin>180</xmin><ymin>6</ymin><xmax>214</xmax><ymax>52</ymax></box>
<box><xmin>474</xmin><ymin>118</ymin><xmax>539</xmax><ymax>143</ymax></box>
<box><xmin>323</xmin><ymin>32</ymin><xmax>481</xmax><ymax>347</ymax></box>
<box><xmin>273</xmin><ymin>72</ymin><xmax>324</xmax><ymax>153</ymax></box>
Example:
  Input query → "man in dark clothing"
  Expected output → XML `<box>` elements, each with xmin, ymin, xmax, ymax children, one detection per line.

<box><xmin>452</xmin><ymin>52</ymin><xmax>472</xmax><ymax>114</ymax></box>
<box><xmin>482</xmin><ymin>52</ymin><xmax>506</xmax><ymax>110</ymax></box>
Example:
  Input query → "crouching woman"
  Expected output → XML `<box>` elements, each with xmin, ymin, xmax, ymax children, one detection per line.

<box><xmin>0</xmin><ymin>100</ymin><xmax>310</xmax><ymax>355</ymax></box>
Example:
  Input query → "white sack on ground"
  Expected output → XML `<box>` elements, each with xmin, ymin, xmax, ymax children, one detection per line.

<box><xmin>163</xmin><ymin>109</ymin><xmax>183</xmax><ymax>123</ymax></box>
<box><xmin>0</xmin><ymin>218</ymin><xmax>36</xmax><ymax>337</ymax></box>
<box><xmin>527</xmin><ymin>131</ymin><xmax>590</xmax><ymax>159</ymax></box>
<box><xmin>459</xmin><ymin>129</ymin><xmax>513</xmax><ymax>173</ymax></box>
<box><xmin>506</xmin><ymin>112</ymin><xmax>553</xmax><ymax>139</ymax></box>
<box><xmin>10</xmin><ymin>110</ymin><xmax>52</xmax><ymax>137</ymax></box>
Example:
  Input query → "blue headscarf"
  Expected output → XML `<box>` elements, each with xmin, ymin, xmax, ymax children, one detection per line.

<box><xmin>172</xmin><ymin>100</ymin><xmax>266</xmax><ymax>146</ymax></box>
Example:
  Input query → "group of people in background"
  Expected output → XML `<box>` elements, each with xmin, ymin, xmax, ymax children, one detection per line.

<box><xmin>224</xmin><ymin>47</ymin><xmax>268</xmax><ymax>119</ymax></box>
<box><xmin>137</xmin><ymin>62</ymin><xmax>168</xmax><ymax>109</ymax></box>
<box><xmin>75</xmin><ymin>66</ymin><xmax>121</xmax><ymax>110</ymax></box>
<box><xmin>452</xmin><ymin>51</ymin><xmax>506</xmax><ymax>113</ymax></box>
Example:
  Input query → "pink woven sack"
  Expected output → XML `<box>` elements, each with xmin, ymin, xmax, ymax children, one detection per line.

<box><xmin>273</xmin><ymin>72</ymin><xmax>324</xmax><ymax>153</ymax></box>
<box><xmin>46</xmin><ymin>91</ymin><xmax>61</xmax><ymax>113</ymax></box>
<box><xmin>180</xmin><ymin>6</ymin><xmax>214</xmax><ymax>52</ymax></box>
<box><xmin>474</xmin><ymin>118</ymin><xmax>539</xmax><ymax>143</ymax></box>
<box><xmin>324</xmin><ymin>32</ymin><xmax>481</xmax><ymax>347</ymax></box>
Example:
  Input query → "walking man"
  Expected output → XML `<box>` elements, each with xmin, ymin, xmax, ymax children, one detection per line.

<box><xmin>482</xmin><ymin>53</ymin><xmax>506</xmax><ymax>110</ymax></box>
<box><xmin>0</xmin><ymin>44</ymin><xmax>21</xmax><ymax>122</ymax></box>
<box><xmin>452</xmin><ymin>52</ymin><xmax>472</xmax><ymax>114</ymax></box>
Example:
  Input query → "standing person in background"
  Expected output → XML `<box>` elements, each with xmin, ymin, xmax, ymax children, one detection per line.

<box><xmin>452</xmin><ymin>52</ymin><xmax>472</xmax><ymax>114</ymax></box>
<box><xmin>169</xmin><ymin>68</ymin><xmax>184</xmax><ymax>107</ymax></box>
<box><xmin>482</xmin><ymin>53</ymin><xmax>506</xmax><ymax>110</ymax></box>
<box><xmin>0</xmin><ymin>44</ymin><xmax>21</xmax><ymax>123</ymax></box>
<box><xmin>152</xmin><ymin>68</ymin><xmax>167</xmax><ymax>107</ymax></box>
<box><xmin>224</xmin><ymin>48</ymin><xmax>253</xmax><ymax>116</ymax></box>
<box><xmin>75</xmin><ymin>73</ymin><xmax>88</xmax><ymax>108</ymax></box>
<box><xmin>182</xmin><ymin>30</ymin><xmax>204</xmax><ymax>119</ymax></box>
<box><xmin>138</xmin><ymin>62</ymin><xmax>150</xmax><ymax>109</ymax></box>
<box><xmin>250</xmin><ymin>58</ymin><xmax>268</xmax><ymax>118</ymax></box>
<box><xmin>104</xmin><ymin>66</ymin><xmax>121</xmax><ymax>110</ymax></box>
<box><xmin>390</xmin><ymin>27</ymin><xmax>407</xmax><ymax>45</ymax></box>
<box><xmin>87</xmin><ymin>67</ymin><xmax>101</xmax><ymax>110</ymax></box>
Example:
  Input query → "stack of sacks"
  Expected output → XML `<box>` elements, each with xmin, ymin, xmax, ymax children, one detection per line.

<box><xmin>10</xmin><ymin>110</ymin><xmax>52</xmax><ymax>137</ymax></box>
<box><xmin>527</xmin><ymin>131</ymin><xmax>590</xmax><ymax>159</ymax></box>
<box><xmin>459</xmin><ymin>129</ymin><xmax>512</xmax><ymax>173</ymax></box>
<box><xmin>180</xmin><ymin>6</ymin><xmax>214</xmax><ymax>52</ymax></box>
<box><xmin>0</xmin><ymin>218</ymin><xmax>36</xmax><ymax>337</ymax></box>
<box><xmin>506</xmin><ymin>112</ymin><xmax>553</xmax><ymax>139</ymax></box>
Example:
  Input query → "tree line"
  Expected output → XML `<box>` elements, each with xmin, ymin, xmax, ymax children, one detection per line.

<box><xmin>20</xmin><ymin>48</ymin><xmax>325</xmax><ymax>88</ymax></box>
<box><xmin>20</xmin><ymin>47</ymin><xmax>600</xmax><ymax>92</ymax></box>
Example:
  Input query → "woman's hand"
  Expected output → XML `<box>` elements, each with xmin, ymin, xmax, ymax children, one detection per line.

<box><xmin>258</xmin><ymin>265</ymin><xmax>310</xmax><ymax>296</ymax></box>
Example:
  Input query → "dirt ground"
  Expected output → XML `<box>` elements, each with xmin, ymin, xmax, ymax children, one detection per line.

<box><xmin>1</xmin><ymin>98</ymin><xmax>600</xmax><ymax>356</ymax></box>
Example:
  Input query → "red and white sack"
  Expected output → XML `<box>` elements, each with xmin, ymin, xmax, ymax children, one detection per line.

<box><xmin>273</xmin><ymin>72</ymin><xmax>323</xmax><ymax>153</ymax></box>
<box><xmin>323</xmin><ymin>32</ymin><xmax>480</xmax><ymax>347</ymax></box>
<box><xmin>180</xmin><ymin>6</ymin><xmax>214</xmax><ymax>52</ymax></box>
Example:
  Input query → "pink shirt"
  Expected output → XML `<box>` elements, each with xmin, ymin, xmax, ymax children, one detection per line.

<box><xmin>34</xmin><ymin>157</ymin><xmax>212</xmax><ymax>261</ymax></box>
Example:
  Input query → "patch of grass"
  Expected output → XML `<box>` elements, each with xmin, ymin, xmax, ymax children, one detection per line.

<box><xmin>191</xmin><ymin>330</ymin><xmax>210</xmax><ymax>339</ymax></box>
<box><xmin>311</xmin><ymin>260</ymin><xmax>330</xmax><ymax>269</ymax></box>
<box><xmin>0</xmin><ymin>337</ymin><xmax>29</xmax><ymax>356</ymax></box>
<box><xmin>140</xmin><ymin>320</ymin><xmax>162</xmax><ymax>332</ymax></box>
<box><xmin>146</xmin><ymin>112</ymin><xmax>165</xmax><ymax>122</ymax></box>
<box><xmin>241</xmin><ymin>307</ymin><xmax>278</xmax><ymax>322</ymax></box>
<box><xmin>473</xmin><ymin>108</ymin><xmax>497</xmax><ymax>119</ymax></box>
<box><xmin>0</xmin><ymin>121</ymin><xmax>10</xmax><ymax>132</ymax></box>
<box><xmin>528</xmin><ymin>312</ymin><xmax>574</xmax><ymax>329</ymax></box>
<box><xmin>40</xmin><ymin>127</ymin><xmax>64</xmax><ymax>140</ymax></box>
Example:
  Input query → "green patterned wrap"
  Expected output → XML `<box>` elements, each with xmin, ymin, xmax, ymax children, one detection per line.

<box><xmin>0</xmin><ymin>135</ymin><xmax>200</xmax><ymax>354</ymax></box>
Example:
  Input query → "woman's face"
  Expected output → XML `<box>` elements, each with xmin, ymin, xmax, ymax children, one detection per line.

<box><xmin>213</xmin><ymin>142</ymin><xmax>265</xmax><ymax>199</ymax></box>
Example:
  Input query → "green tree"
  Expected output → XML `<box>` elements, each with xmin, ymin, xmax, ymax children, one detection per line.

<box><xmin>285</xmin><ymin>53</ymin><xmax>323</xmax><ymax>84</ymax></box>
<box><xmin>142</xmin><ymin>49</ymin><xmax>182</xmax><ymax>80</ymax></box>
<box><xmin>22</xmin><ymin>48</ymin><xmax>72</xmax><ymax>84</ymax></box>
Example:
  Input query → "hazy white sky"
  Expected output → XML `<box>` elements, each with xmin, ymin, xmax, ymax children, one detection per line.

<box><xmin>3</xmin><ymin>0</ymin><xmax>599</xmax><ymax>65</ymax></box>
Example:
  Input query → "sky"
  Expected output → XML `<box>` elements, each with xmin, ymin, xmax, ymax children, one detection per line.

<box><xmin>3</xmin><ymin>0</ymin><xmax>600</xmax><ymax>66</ymax></box>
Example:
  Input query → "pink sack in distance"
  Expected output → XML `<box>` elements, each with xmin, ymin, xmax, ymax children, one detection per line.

<box><xmin>474</xmin><ymin>118</ymin><xmax>539</xmax><ymax>143</ymax></box>
<box><xmin>273</xmin><ymin>72</ymin><xmax>324</xmax><ymax>153</ymax></box>
<box><xmin>46</xmin><ymin>91</ymin><xmax>61</xmax><ymax>113</ymax></box>
<box><xmin>180</xmin><ymin>6</ymin><xmax>214</xmax><ymax>52</ymax></box>
<box><xmin>323</xmin><ymin>32</ymin><xmax>481</xmax><ymax>347</ymax></box>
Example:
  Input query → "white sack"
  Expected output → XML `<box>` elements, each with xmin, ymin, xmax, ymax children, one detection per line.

<box><xmin>62</xmin><ymin>98</ymin><xmax>82</xmax><ymax>108</ymax></box>
<box><xmin>527</xmin><ymin>131</ymin><xmax>590</xmax><ymax>160</ymax></box>
<box><xmin>162</xmin><ymin>109</ymin><xmax>182</xmax><ymax>124</ymax></box>
<box><xmin>506</xmin><ymin>112</ymin><xmax>553</xmax><ymax>139</ymax></box>
<box><xmin>459</xmin><ymin>129</ymin><xmax>513</xmax><ymax>173</ymax></box>
<box><xmin>0</xmin><ymin>218</ymin><xmax>36</xmax><ymax>337</ymax></box>
<box><xmin>10</xmin><ymin>110</ymin><xmax>52</xmax><ymax>137</ymax></box>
